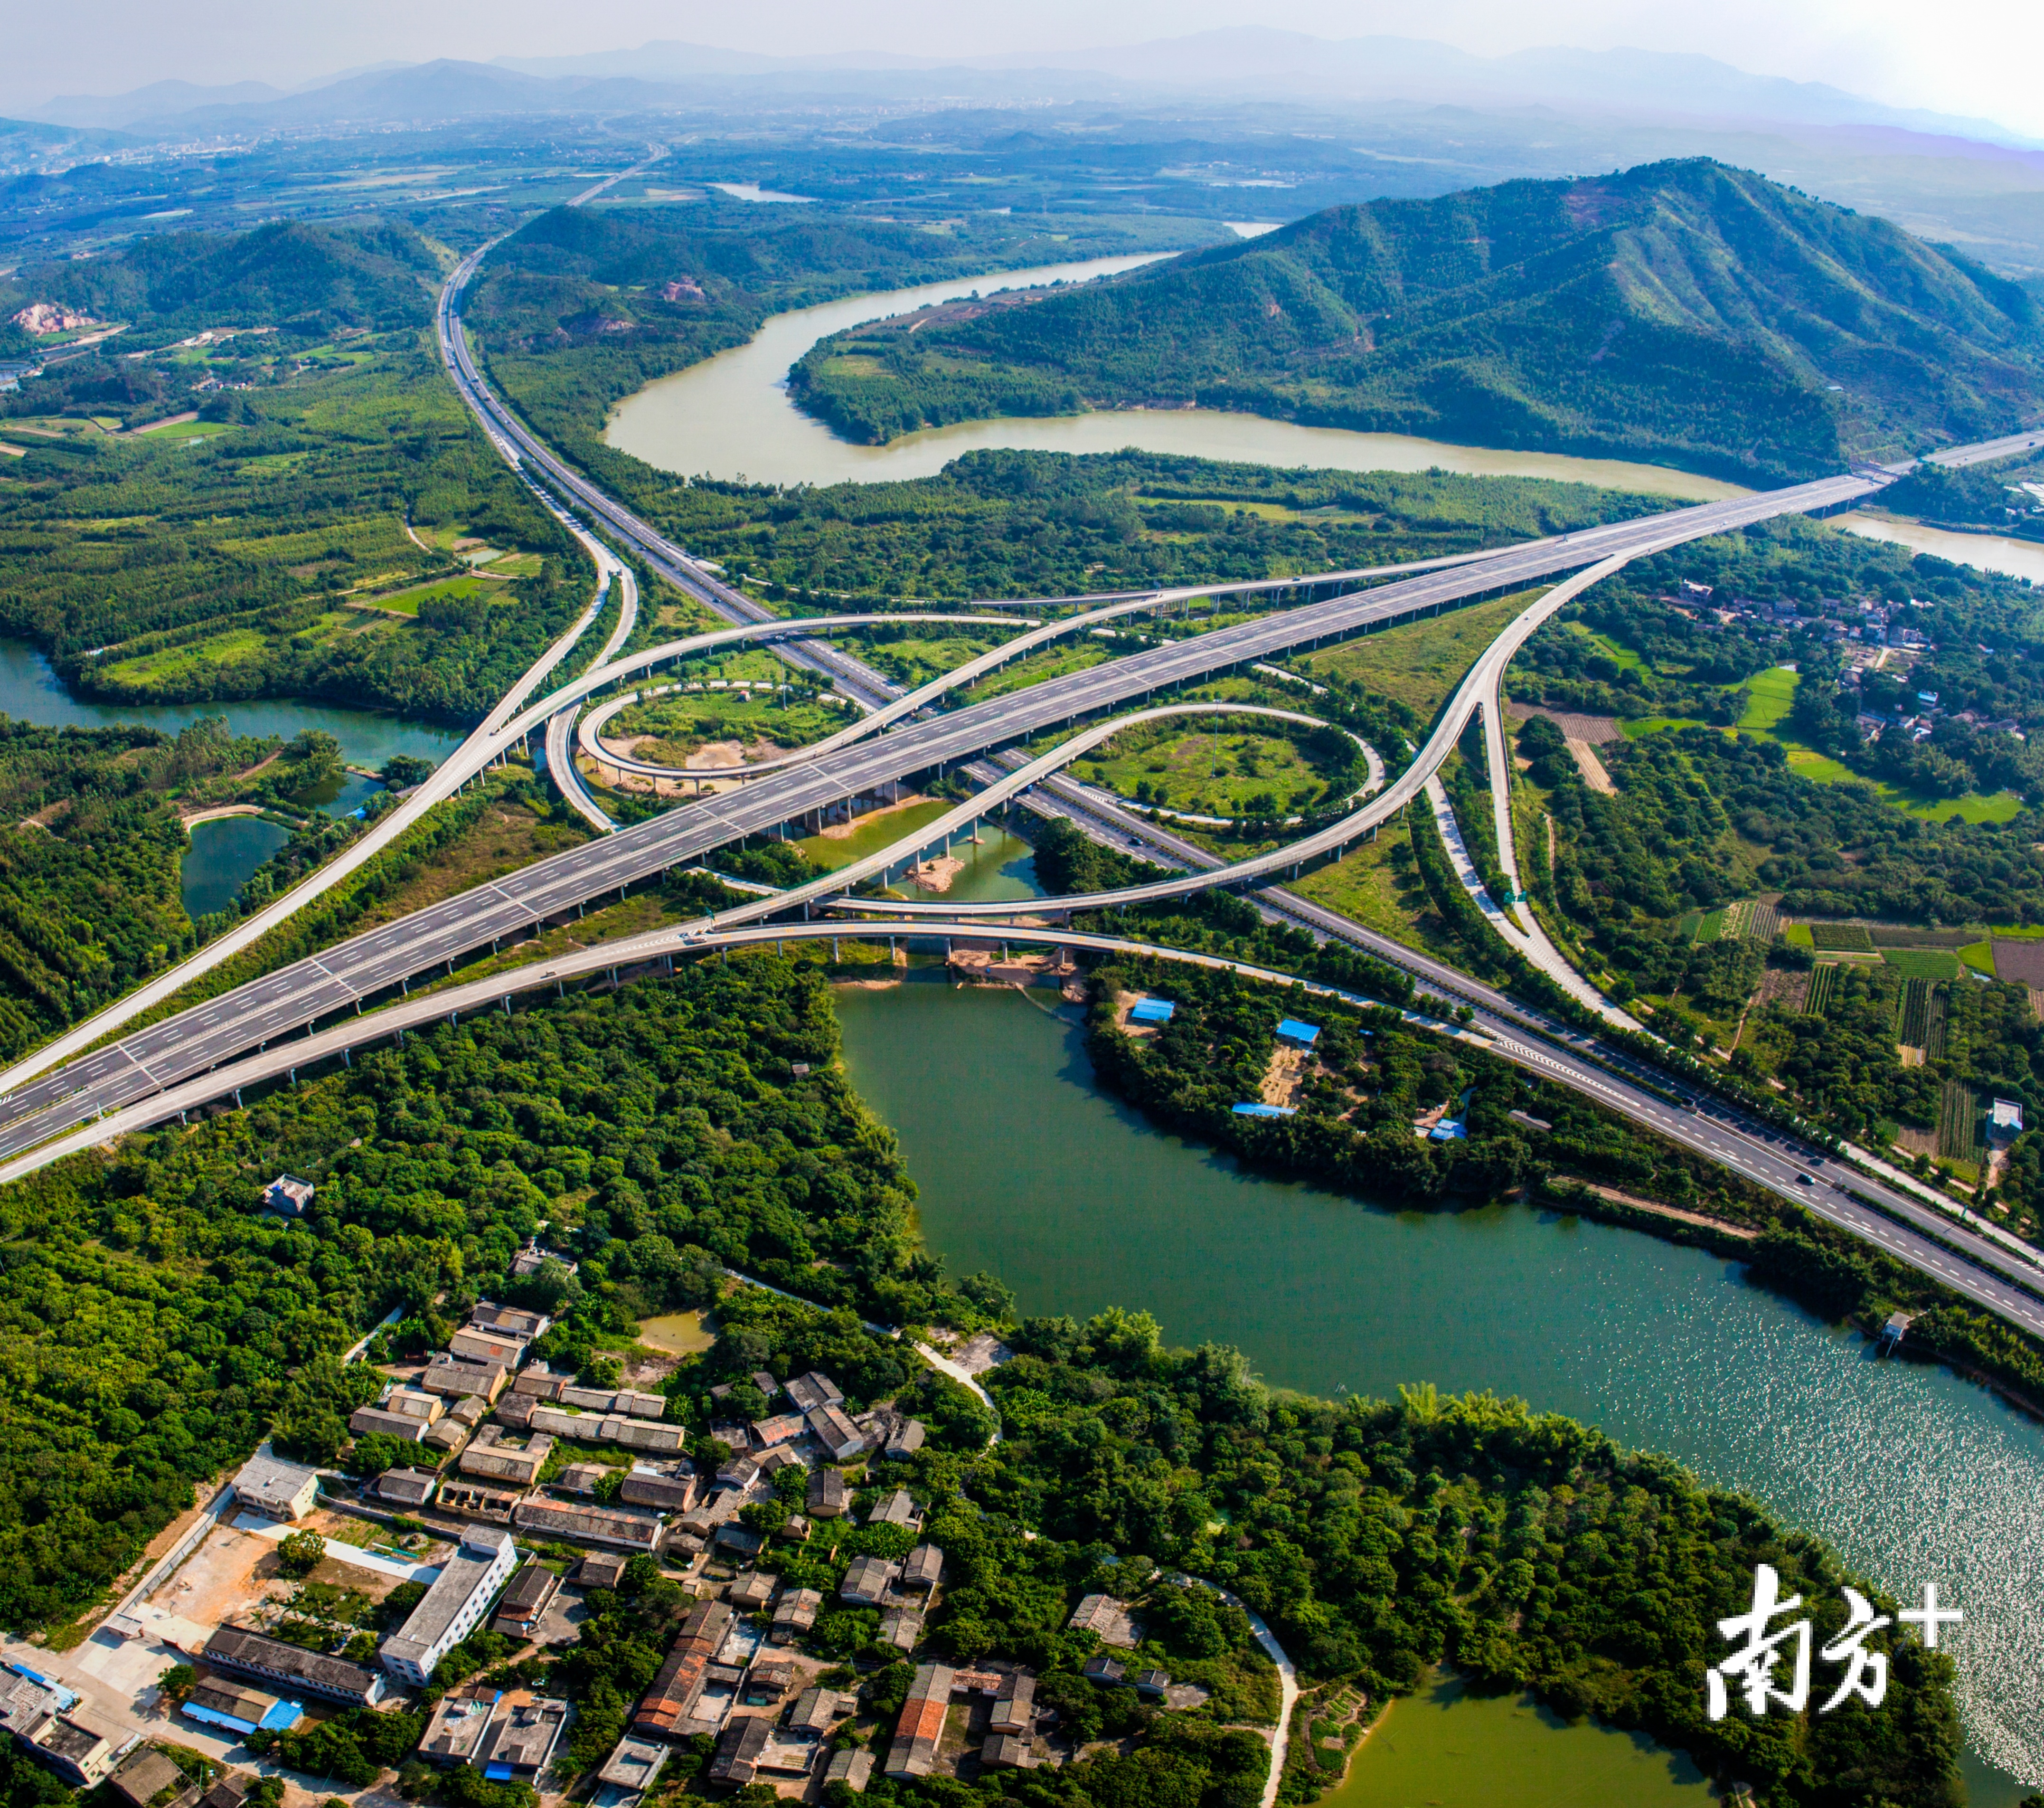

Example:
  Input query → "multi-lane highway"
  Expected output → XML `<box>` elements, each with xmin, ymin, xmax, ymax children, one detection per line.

<box><xmin>5</xmin><ymin>218</ymin><xmax>2041</xmax><ymax>1348</ymax></box>
<box><xmin>0</xmin><ymin>475</ymin><xmax>1894</xmax><ymax>1164</ymax></box>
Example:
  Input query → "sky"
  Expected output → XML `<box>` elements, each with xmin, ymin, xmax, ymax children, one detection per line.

<box><xmin>8</xmin><ymin>0</ymin><xmax>2044</xmax><ymax>138</ymax></box>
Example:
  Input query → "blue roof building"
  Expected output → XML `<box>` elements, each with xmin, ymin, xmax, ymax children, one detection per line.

<box><xmin>1275</xmin><ymin>1019</ymin><xmax>1320</xmax><ymax>1048</ymax></box>
<box><xmin>1129</xmin><ymin>998</ymin><xmax>1176</xmax><ymax>1025</ymax></box>
<box><xmin>1232</xmin><ymin>1103</ymin><xmax>1298</xmax><ymax>1118</ymax></box>
<box><xmin>181</xmin><ymin>1678</ymin><xmax>303</xmax><ymax>1737</ymax></box>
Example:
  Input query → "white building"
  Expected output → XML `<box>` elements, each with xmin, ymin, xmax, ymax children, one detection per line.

<box><xmin>232</xmin><ymin>1450</ymin><xmax>321</xmax><ymax>1522</ymax></box>
<box><xmin>380</xmin><ymin>1527</ymin><xmax>518</xmax><ymax>1685</ymax></box>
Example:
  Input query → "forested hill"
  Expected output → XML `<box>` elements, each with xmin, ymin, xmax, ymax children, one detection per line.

<box><xmin>791</xmin><ymin>159</ymin><xmax>2044</xmax><ymax>483</ymax></box>
<box><xmin>0</xmin><ymin>218</ymin><xmax>438</xmax><ymax>342</ymax></box>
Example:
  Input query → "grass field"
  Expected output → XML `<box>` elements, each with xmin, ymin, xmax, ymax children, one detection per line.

<box><xmin>1960</xmin><ymin>940</ymin><xmax>1997</xmax><ymax>976</ymax></box>
<box><xmin>1289</xmin><ymin>818</ymin><xmax>1471</xmax><ymax>968</ymax></box>
<box><xmin>1739</xmin><ymin>666</ymin><xmax>1800</xmax><ymax>732</ymax></box>
<box><xmin>1076</xmin><ymin>724</ymin><xmax>1332</xmax><ymax>817</ymax></box>
<box><xmin>1561</xmin><ymin>619</ymin><xmax>1644</xmax><ymax>671</ymax></box>
<box><xmin>352</xmin><ymin>573</ymin><xmax>493</xmax><ymax>616</ymax></box>
<box><xmin>1308</xmin><ymin>589</ymin><xmax>1540</xmax><ymax>719</ymax></box>
<box><xmin>1882</xmin><ymin>948</ymin><xmax>1964</xmax><ymax>980</ymax></box>
<box><xmin>792</xmin><ymin>798</ymin><xmax>952</xmax><ymax>873</ymax></box>
<box><xmin>1620</xmin><ymin>666</ymin><xmax>2019</xmax><ymax>823</ymax></box>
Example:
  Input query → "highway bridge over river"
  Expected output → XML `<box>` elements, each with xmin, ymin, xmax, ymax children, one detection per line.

<box><xmin>2</xmin><ymin>221</ymin><xmax>2041</xmax><ymax>1344</ymax></box>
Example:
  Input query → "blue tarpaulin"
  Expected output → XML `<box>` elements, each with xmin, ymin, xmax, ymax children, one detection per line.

<box><xmin>1275</xmin><ymin>1018</ymin><xmax>1320</xmax><ymax>1046</ymax></box>
<box><xmin>1129</xmin><ymin>998</ymin><xmax>1176</xmax><ymax>1024</ymax></box>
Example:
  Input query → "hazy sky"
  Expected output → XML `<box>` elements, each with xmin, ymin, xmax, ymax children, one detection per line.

<box><xmin>9</xmin><ymin>0</ymin><xmax>2044</xmax><ymax>137</ymax></box>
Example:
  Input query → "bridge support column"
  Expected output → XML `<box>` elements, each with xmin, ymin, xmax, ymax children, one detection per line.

<box><xmin>233</xmin><ymin>1088</ymin><xmax>241</xmax><ymax>1107</ymax></box>
<box><xmin>832</xmin><ymin>939</ymin><xmax>840</xmax><ymax>962</ymax></box>
<box><xmin>344</xmin><ymin>1048</ymin><xmax>352</xmax><ymax>1065</ymax></box>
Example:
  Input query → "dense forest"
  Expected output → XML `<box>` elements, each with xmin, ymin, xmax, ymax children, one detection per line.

<box><xmin>609</xmin><ymin>448</ymin><xmax>1672</xmax><ymax>605</ymax></box>
<box><xmin>465</xmin><ymin>205</ymin><xmax>1205</xmax><ymax>461</ymax></box>
<box><xmin>788</xmin><ymin>160</ymin><xmax>2044</xmax><ymax>483</ymax></box>
<box><xmin>0</xmin><ymin>719</ymin><xmax>377</xmax><ymax>1057</ymax></box>
<box><xmin>0</xmin><ymin>948</ymin><xmax>1978</xmax><ymax>1805</ymax></box>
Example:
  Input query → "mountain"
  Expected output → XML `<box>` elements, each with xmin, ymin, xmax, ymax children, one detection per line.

<box><xmin>787</xmin><ymin>159</ymin><xmax>2044</xmax><ymax>483</ymax></box>
<box><xmin>967</xmin><ymin>29</ymin><xmax>2037</xmax><ymax>146</ymax></box>
<box><xmin>0</xmin><ymin>218</ymin><xmax>439</xmax><ymax>334</ymax></box>
<box><xmin>36</xmin><ymin>79</ymin><xmax>287</xmax><ymax>132</ymax></box>
<box><xmin>35</xmin><ymin>32</ymin><xmax>2033</xmax><ymax>149</ymax></box>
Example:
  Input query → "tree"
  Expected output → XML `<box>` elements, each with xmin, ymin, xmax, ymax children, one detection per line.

<box><xmin>155</xmin><ymin>1665</ymin><xmax>196</xmax><ymax>1705</ymax></box>
<box><xmin>380</xmin><ymin>755</ymin><xmax>434</xmax><ymax>788</ymax></box>
<box><xmin>277</xmin><ymin>1531</ymin><xmax>326</xmax><ymax>1578</ymax></box>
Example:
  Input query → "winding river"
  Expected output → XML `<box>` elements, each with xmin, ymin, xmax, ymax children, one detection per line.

<box><xmin>602</xmin><ymin>255</ymin><xmax>2041</xmax><ymax>587</ymax></box>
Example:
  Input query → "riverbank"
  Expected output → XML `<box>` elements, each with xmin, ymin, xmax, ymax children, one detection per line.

<box><xmin>834</xmin><ymin>979</ymin><xmax>2044</xmax><ymax>1796</ymax></box>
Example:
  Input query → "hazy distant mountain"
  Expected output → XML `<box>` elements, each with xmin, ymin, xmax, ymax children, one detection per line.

<box><xmin>38</xmin><ymin>79</ymin><xmax>288</xmax><ymax>132</ymax></box>
<box><xmin>967</xmin><ymin>28</ymin><xmax>2035</xmax><ymax>146</ymax></box>
<box><xmin>34</xmin><ymin>30</ymin><xmax>2032</xmax><ymax>149</ymax></box>
<box><xmin>789</xmin><ymin>159</ymin><xmax>2044</xmax><ymax>483</ymax></box>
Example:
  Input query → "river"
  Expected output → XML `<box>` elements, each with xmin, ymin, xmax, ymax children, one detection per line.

<box><xmin>604</xmin><ymin>256</ymin><xmax>2041</xmax><ymax>587</ymax></box>
<box><xmin>835</xmin><ymin>978</ymin><xmax>2043</xmax><ymax>1801</ymax></box>
<box><xmin>603</xmin><ymin>256</ymin><xmax>1746</xmax><ymax>504</ymax></box>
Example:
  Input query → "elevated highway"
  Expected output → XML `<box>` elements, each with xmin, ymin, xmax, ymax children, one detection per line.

<box><xmin>7</xmin><ymin>214</ymin><xmax>2041</xmax><ymax>1349</ymax></box>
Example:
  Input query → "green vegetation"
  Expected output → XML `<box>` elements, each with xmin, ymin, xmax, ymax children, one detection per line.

<box><xmin>0</xmin><ymin>220</ymin><xmax>586</xmax><ymax>722</ymax></box>
<box><xmin>604</xmin><ymin>449</ymin><xmax>1673</xmax><ymax>608</ymax></box>
<box><xmin>789</xmin><ymin>159</ymin><xmax>2044</xmax><ymax>483</ymax></box>
<box><xmin>0</xmin><ymin>918</ymin><xmax>2002</xmax><ymax>1802</ymax></box>
<box><xmin>466</xmin><ymin>205</ymin><xmax>1197</xmax><ymax>462</ymax></box>
<box><xmin>1880</xmin><ymin>449</ymin><xmax>2044</xmax><ymax>535</ymax></box>
<box><xmin>1075</xmin><ymin>716</ymin><xmax>1360</xmax><ymax>820</ymax></box>
<box><xmin>0</xmin><ymin>719</ymin><xmax>374</xmax><ymax>1057</ymax></box>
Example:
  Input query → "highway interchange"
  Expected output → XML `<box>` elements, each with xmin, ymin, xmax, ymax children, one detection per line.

<box><xmin>1</xmin><ymin>231</ymin><xmax>2042</xmax><ymax>1346</ymax></box>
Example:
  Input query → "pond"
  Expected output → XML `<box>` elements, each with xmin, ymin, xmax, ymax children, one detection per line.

<box><xmin>1323</xmin><ymin>1673</ymin><xmax>1716</xmax><ymax>1807</ymax></box>
<box><xmin>833</xmin><ymin>981</ymin><xmax>2042</xmax><ymax>1801</ymax></box>
<box><xmin>637</xmin><ymin>1311</ymin><xmax>717</xmax><ymax>1355</ymax></box>
<box><xmin>180</xmin><ymin>814</ymin><xmax>291</xmax><ymax>919</ymax></box>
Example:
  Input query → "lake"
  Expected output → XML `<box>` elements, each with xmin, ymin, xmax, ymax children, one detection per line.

<box><xmin>0</xmin><ymin>636</ymin><xmax>462</xmax><ymax>806</ymax></box>
<box><xmin>834</xmin><ymin>980</ymin><xmax>2044</xmax><ymax>1800</ymax></box>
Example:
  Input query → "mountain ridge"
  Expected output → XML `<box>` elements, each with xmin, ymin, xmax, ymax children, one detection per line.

<box><xmin>787</xmin><ymin>159</ymin><xmax>2044</xmax><ymax>484</ymax></box>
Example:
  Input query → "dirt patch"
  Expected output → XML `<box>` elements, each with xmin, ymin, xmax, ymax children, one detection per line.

<box><xmin>1507</xmin><ymin>703</ymin><xmax>1624</xmax><ymax>745</ymax></box>
<box><xmin>1260</xmin><ymin>1045</ymin><xmax>1306</xmax><ymax>1108</ymax></box>
<box><xmin>1992</xmin><ymin>938</ymin><xmax>2044</xmax><ymax>986</ymax></box>
<box><xmin>1756</xmin><ymin>966</ymin><xmax>1809</xmax><ymax>1014</ymax></box>
<box><xmin>1893</xmin><ymin>1125</ymin><xmax>1940</xmax><ymax>1158</ymax></box>
<box><xmin>1555</xmin><ymin>1177</ymin><xmax>1759</xmax><ymax>1240</ymax></box>
<box><xmin>907</xmin><ymin>854</ymin><xmax>963</xmax><ymax>893</ymax></box>
<box><xmin>1568</xmin><ymin>740</ymin><xmax>1616</xmax><ymax>794</ymax></box>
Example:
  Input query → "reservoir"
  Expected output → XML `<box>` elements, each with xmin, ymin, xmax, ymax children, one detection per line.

<box><xmin>180</xmin><ymin>814</ymin><xmax>290</xmax><ymax>919</ymax></box>
<box><xmin>836</xmin><ymin>980</ymin><xmax>2044</xmax><ymax>1800</ymax></box>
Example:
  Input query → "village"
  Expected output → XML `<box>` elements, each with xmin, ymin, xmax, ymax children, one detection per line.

<box><xmin>0</xmin><ymin>1224</ymin><xmax>1253</xmax><ymax>1808</ymax></box>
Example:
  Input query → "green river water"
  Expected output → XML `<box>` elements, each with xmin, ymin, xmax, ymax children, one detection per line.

<box><xmin>835</xmin><ymin>976</ymin><xmax>2044</xmax><ymax>1801</ymax></box>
